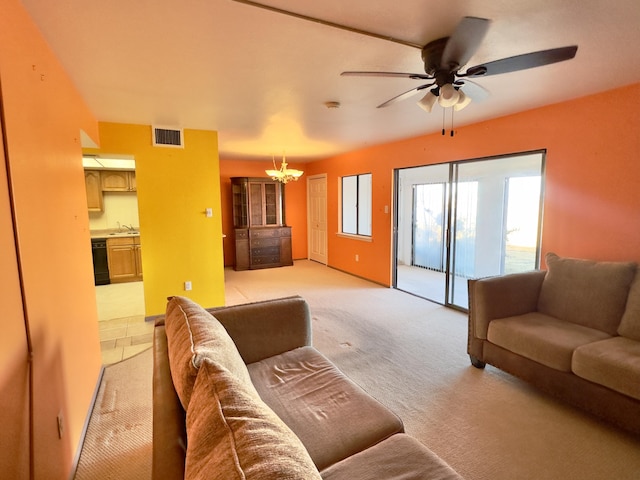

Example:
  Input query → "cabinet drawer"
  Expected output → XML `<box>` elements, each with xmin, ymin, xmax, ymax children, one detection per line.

<box><xmin>251</xmin><ymin>254</ymin><xmax>281</xmax><ymax>265</ymax></box>
<box><xmin>251</xmin><ymin>237</ymin><xmax>279</xmax><ymax>248</ymax></box>
<box><xmin>280</xmin><ymin>227</ymin><xmax>291</xmax><ymax>237</ymax></box>
<box><xmin>250</xmin><ymin>228</ymin><xmax>279</xmax><ymax>238</ymax></box>
<box><xmin>251</xmin><ymin>246</ymin><xmax>280</xmax><ymax>256</ymax></box>
<box><xmin>235</xmin><ymin>229</ymin><xmax>249</xmax><ymax>239</ymax></box>
<box><xmin>107</xmin><ymin>236</ymin><xmax>138</xmax><ymax>246</ymax></box>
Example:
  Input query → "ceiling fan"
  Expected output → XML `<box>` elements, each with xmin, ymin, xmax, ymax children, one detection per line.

<box><xmin>341</xmin><ymin>17</ymin><xmax>578</xmax><ymax>112</ymax></box>
<box><xmin>231</xmin><ymin>1</ymin><xmax>578</xmax><ymax>112</ymax></box>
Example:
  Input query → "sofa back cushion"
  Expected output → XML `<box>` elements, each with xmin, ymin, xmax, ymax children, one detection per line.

<box><xmin>185</xmin><ymin>359</ymin><xmax>322</xmax><ymax>480</ymax></box>
<box><xmin>537</xmin><ymin>253</ymin><xmax>636</xmax><ymax>335</ymax></box>
<box><xmin>618</xmin><ymin>270</ymin><xmax>640</xmax><ymax>340</ymax></box>
<box><xmin>164</xmin><ymin>296</ymin><xmax>255</xmax><ymax>409</ymax></box>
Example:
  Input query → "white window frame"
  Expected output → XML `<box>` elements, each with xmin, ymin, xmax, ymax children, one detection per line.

<box><xmin>338</xmin><ymin>173</ymin><xmax>372</xmax><ymax>241</ymax></box>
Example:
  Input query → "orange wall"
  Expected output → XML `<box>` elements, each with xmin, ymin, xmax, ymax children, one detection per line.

<box><xmin>0</xmin><ymin>109</ymin><xmax>30</xmax><ymax>478</ymax></box>
<box><xmin>305</xmin><ymin>83</ymin><xmax>640</xmax><ymax>286</ymax></box>
<box><xmin>0</xmin><ymin>0</ymin><xmax>102</xmax><ymax>477</ymax></box>
<box><xmin>219</xmin><ymin>159</ymin><xmax>307</xmax><ymax>266</ymax></box>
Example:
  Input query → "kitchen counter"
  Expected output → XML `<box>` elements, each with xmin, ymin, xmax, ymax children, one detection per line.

<box><xmin>90</xmin><ymin>229</ymin><xmax>140</xmax><ymax>239</ymax></box>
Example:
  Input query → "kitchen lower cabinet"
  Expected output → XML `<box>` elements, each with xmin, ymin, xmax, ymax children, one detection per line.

<box><xmin>107</xmin><ymin>236</ymin><xmax>143</xmax><ymax>283</ymax></box>
<box><xmin>234</xmin><ymin>226</ymin><xmax>292</xmax><ymax>270</ymax></box>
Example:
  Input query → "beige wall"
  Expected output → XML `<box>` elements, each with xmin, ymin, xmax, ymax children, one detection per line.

<box><xmin>89</xmin><ymin>192</ymin><xmax>140</xmax><ymax>231</ymax></box>
<box><xmin>0</xmin><ymin>0</ymin><xmax>102</xmax><ymax>477</ymax></box>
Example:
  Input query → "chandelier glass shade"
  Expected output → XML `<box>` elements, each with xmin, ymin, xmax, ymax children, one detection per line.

<box><xmin>265</xmin><ymin>155</ymin><xmax>304</xmax><ymax>183</ymax></box>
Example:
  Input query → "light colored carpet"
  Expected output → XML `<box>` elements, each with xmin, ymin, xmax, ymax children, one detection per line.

<box><xmin>73</xmin><ymin>348</ymin><xmax>152</xmax><ymax>480</ymax></box>
<box><xmin>76</xmin><ymin>260</ymin><xmax>640</xmax><ymax>480</ymax></box>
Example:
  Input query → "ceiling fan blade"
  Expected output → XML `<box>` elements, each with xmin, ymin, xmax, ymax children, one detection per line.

<box><xmin>377</xmin><ymin>83</ymin><xmax>435</xmax><ymax>108</ymax></box>
<box><xmin>456</xmin><ymin>79</ymin><xmax>490</xmax><ymax>102</ymax></box>
<box><xmin>441</xmin><ymin>17</ymin><xmax>491</xmax><ymax>69</ymax></box>
<box><xmin>231</xmin><ymin>0</ymin><xmax>422</xmax><ymax>49</ymax></box>
<box><xmin>341</xmin><ymin>71</ymin><xmax>432</xmax><ymax>80</ymax></box>
<box><xmin>465</xmin><ymin>45</ymin><xmax>578</xmax><ymax>77</ymax></box>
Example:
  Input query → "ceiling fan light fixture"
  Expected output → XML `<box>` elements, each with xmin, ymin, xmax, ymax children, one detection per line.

<box><xmin>453</xmin><ymin>89</ymin><xmax>472</xmax><ymax>111</ymax></box>
<box><xmin>438</xmin><ymin>83</ymin><xmax>460</xmax><ymax>107</ymax></box>
<box><xmin>417</xmin><ymin>90</ymin><xmax>437</xmax><ymax>112</ymax></box>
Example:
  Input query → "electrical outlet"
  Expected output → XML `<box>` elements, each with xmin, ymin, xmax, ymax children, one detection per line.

<box><xmin>57</xmin><ymin>411</ymin><xmax>64</xmax><ymax>439</ymax></box>
<box><xmin>184</xmin><ymin>281</ymin><xmax>192</xmax><ymax>291</ymax></box>
<box><xmin>355</xmin><ymin>254</ymin><xmax>359</xmax><ymax>262</ymax></box>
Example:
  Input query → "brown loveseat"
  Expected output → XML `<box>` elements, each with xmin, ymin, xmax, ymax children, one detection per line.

<box><xmin>153</xmin><ymin>295</ymin><xmax>464</xmax><ymax>479</ymax></box>
<box><xmin>468</xmin><ymin>252</ymin><xmax>640</xmax><ymax>435</ymax></box>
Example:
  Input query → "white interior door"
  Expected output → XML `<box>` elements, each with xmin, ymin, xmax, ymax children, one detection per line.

<box><xmin>308</xmin><ymin>175</ymin><xmax>327</xmax><ymax>264</ymax></box>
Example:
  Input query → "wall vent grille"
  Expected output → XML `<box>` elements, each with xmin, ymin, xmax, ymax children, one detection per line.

<box><xmin>152</xmin><ymin>126</ymin><xmax>184</xmax><ymax>148</ymax></box>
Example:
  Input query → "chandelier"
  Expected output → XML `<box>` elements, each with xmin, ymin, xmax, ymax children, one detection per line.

<box><xmin>265</xmin><ymin>154</ymin><xmax>304</xmax><ymax>184</ymax></box>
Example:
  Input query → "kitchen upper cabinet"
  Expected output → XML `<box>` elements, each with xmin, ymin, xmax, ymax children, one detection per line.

<box><xmin>84</xmin><ymin>170</ymin><xmax>103</xmax><ymax>212</ymax></box>
<box><xmin>101</xmin><ymin>170</ymin><xmax>136</xmax><ymax>192</ymax></box>
<box><xmin>231</xmin><ymin>177</ymin><xmax>292</xmax><ymax>270</ymax></box>
<box><xmin>106</xmin><ymin>236</ymin><xmax>143</xmax><ymax>283</ymax></box>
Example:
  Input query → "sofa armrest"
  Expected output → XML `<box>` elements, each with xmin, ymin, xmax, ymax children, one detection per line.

<box><xmin>152</xmin><ymin>325</ymin><xmax>186</xmax><ymax>480</ymax></box>
<box><xmin>206</xmin><ymin>295</ymin><xmax>312</xmax><ymax>365</ymax></box>
<box><xmin>468</xmin><ymin>270</ymin><xmax>546</xmax><ymax>340</ymax></box>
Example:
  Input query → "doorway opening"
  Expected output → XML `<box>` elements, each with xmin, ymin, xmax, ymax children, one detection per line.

<box><xmin>394</xmin><ymin>151</ymin><xmax>545</xmax><ymax>310</ymax></box>
<box><xmin>85</xmin><ymin>155</ymin><xmax>149</xmax><ymax>364</ymax></box>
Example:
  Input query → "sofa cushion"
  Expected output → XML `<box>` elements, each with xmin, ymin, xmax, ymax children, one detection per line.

<box><xmin>247</xmin><ymin>346</ymin><xmax>404</xmax><ymax>471</ymax></box>
<box><xmin>618</xmin><ymin>269</ymin><xmax>640</xmax><ymax>341</ymax></box>
<box><xmin>487</xmin><ymin>312</ymin><xmax>611</xmax><ymax>371</ymax></box>
<box><xmin>537</xmin><ymin>253</ymin><xmax>636</xmax><ymax>335</ymax></box>
<box><xmin>319</xmin><ymin>433</ymin><xmax>463</xmax><ymax>480</ymax></box>
<box><xmin>572</xmin><ymin>336</ymin><xmax>640</xmax><ymax>401</ymax></box>
<box><xmin>164</xmin><ymin>296</ymin><xmax>255</xmax><ymax>409</ymax></box>
<box><xmin>185</xmin><ymin>359</ymin><xmax>322</xmax><ymax>480</ymax></box>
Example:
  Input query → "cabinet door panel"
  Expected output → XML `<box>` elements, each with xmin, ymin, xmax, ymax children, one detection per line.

<box><xmin>84</xmin><ymin>170</ymin><xmax>103</xmax><ymax>211</ymax></box>
<box><xmin>101</xmin><ymin>170</ymin><xmax>136</xmax><ymax>191</ymax></box>
<box><xmin>107</xmin><ymin>245</ymin><xmax>137</xmax><ymax>282</ymax></box>
<box><xmin>249</xmin><ymin>183</ymin><xmax>263</xmax><ymax>226</ymax></box>
<box><xmin>280</xmin><ymin>236</ymin><xmax>293</xmax><ymax>266</ymax></box>
<box><xmin>107</xmin><ymin>236</ymin><xmax>142</xmax><ymax>282</ymax></box>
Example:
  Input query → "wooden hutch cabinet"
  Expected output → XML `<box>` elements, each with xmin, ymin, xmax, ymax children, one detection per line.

<box><xmin>231</xmin><ymin>177</ymin><xmax>293</xmax><ymax>270</ymax></box>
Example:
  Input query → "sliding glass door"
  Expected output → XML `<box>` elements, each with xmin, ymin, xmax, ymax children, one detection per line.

<box><xmin>394</xmin><ymin>151</ymin><xmax>544</xmax><ymax>310</ymax></box>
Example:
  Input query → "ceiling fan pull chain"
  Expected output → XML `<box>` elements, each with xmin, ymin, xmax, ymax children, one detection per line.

<box><xmin>451</xmin><ymin>108</ymin><xmax>455</xmax><ymax>137</ymax></box>
<box><xmin>442</xmin><ymin>108</ymin><xmax>446</xmax><ymax>136</ymax></box>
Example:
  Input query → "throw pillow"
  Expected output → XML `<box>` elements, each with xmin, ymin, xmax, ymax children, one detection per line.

<box><xmin>537</xmin><ymin>253</ymin><xmax>637</xmax><ymax>335</ymax></box>
<box><xmin>164</xmin><ymin>296</ymin><xmax>255</xmax><ymax>409</ymax></box>
<box><xmin>185</xmin><ymin>359</ymin><xmax>322</xmax><ymax>480</ymax></box>
<box><xmin>618</xmin><ymin>269</ymin><xmax>640</xmax><ymax>340</ymax></box>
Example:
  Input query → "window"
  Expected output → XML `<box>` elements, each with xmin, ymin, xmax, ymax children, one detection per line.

<box><xmin>341</xmin><ymin>173</ymin><xmax>372</xmax><ymax>237</ymax></box>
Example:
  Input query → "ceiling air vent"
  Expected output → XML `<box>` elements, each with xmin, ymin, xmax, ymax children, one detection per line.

<box><xmin>152</xmin><ymin>126</ymin><xmax>184</xmax><ymax>148</ymax></box>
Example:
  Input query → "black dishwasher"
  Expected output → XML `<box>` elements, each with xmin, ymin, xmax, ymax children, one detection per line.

<box><xmin>91</xmin><ymin>238</ymin><xmax>110</xmax><ymax>285</ymax></box>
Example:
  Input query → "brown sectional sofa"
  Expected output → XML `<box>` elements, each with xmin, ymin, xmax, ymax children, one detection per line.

<box><xmin>153</xmin><ymin>295</ymin><xmax>464</xmax><ymax>479</ymax></box>
<box><xmin>468</xmin><ymin>252</ymin><xmax>640</xmax><ymax>435</ymax></box>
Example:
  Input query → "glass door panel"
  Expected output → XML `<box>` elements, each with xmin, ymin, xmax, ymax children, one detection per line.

<box><xmin>447</xmin><ymin>153</ymin><xmax>544</xmax><ymax>309</ymax></box>
<box><xmin>413</xmin><ymin>183</ymin><xmax>446</xmax><ymax>271</ymax></box>
<box><xmin>395</xmin><ymin>163</ymin><xmax>450</xmax><ymax>303</ymax></box>
<box><xmin>394</xmin><ymin>152</ymin><xmax>544</xmax><ymax>311</ymax></box>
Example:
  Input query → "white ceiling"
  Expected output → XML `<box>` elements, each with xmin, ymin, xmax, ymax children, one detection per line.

<box><xmin>22</xmin><ymin>0</ymin><xmax>640</xmax><ymax>161</ymax></box>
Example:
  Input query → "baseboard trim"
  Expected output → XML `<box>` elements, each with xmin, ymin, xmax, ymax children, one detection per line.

<box><xmin>68</xmin><ymin>365</ymin><xmax>105</xmax><ymax>480</ymax></box>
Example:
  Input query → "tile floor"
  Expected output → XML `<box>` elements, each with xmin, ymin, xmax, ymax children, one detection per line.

<box><xmin>95</xmin><ymin>281</ymin><xmax>153</xmax><ymax>365</ymax></box>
